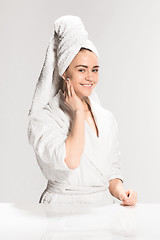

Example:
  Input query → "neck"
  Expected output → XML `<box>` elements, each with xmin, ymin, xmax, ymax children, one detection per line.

<box><xmin>82</xmin><ymin>98</ymin><xmax>91</xmax><ymax>112</ymax></box>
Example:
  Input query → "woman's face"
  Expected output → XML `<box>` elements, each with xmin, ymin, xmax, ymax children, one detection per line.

<box><xmin>62</xmin><ymin>49</ymin><xmax>99</xmax><ymax>100</ymax></box>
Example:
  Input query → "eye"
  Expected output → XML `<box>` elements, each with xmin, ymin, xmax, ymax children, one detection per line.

<box><xmin>78</xmin><ymin>69</ymin><xmax>85</xmax><ymax>72</ymax></box>
<box><xmin>92</xmin><ymin>69</ymin><xmax>99</xmax><ymax>72</ymax></box>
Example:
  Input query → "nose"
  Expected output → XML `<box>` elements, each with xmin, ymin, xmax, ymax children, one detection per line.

<box><xmin>85</xmin><ymin>70</ymin><xmax>94</xmax><ymax>81</ymax></box>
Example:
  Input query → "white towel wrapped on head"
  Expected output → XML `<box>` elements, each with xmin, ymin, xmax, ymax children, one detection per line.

<box><xmin>28</xmin><ymin>15</ymin><xmax>100</xmax><ymax>118</ymax></box>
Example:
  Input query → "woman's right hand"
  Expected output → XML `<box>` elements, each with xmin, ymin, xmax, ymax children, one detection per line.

<box><xmin>63</xmin><ymin>78</ymin><xmax>84</xmax><ymax>113</ymax></box>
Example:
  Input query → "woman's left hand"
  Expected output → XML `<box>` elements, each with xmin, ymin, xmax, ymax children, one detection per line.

<box><xmin>119</xmin><ymin>189</ymin><xmax>138</xmax><ymax>206</ymax></box>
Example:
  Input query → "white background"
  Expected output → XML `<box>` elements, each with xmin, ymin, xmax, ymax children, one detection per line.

<box><xmin>0</xmin><ymin>0</ymin><xmax>160</xmax><ymax>203</ymax></box>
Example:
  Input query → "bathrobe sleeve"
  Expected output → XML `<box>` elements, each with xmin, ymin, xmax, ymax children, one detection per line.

<box><xmin>27</xmin><ymin>110</ymin><xmax>74</xmax><ymax>173</ymax></box>
<box><xmin>108</xmin><ymin>113</ymin><xmax>125</xmax><ymax>183</ymax></box>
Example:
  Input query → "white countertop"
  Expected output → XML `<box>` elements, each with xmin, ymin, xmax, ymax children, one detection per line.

<box><xmin>0</xmin><ymin>202</ymin><xmax>160</xmax><ymax>240</ymax></box>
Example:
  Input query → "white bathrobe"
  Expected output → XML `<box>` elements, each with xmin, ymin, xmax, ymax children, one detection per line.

<box><xmin>28</xmin><ymin>88</ymin><xmax>124</xmax><ymax>204</ymax></box>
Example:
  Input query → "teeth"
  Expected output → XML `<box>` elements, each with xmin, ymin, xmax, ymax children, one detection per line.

<box><xmin>81</xmin><ymin>84</ymin><xmax>92</xmax><ymax>86</ymax></box>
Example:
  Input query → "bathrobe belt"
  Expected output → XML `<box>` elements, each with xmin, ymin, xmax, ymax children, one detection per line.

<box><xmin>46</xmin><ymin>180</ymin><xmax>109</xmax><ymax>195</ymax></box>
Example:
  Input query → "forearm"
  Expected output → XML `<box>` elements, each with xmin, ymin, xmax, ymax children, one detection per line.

<box><xmin>108</xmin><ymin>178</ymin><xmax>125</xmax><ymax>200</ymax></box>
<box><xmin>64</xmin><ymin>110</ymin><xmax>85</xmax><ymax>169</ymax></box>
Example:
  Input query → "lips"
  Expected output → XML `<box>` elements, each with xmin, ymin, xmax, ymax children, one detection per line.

<box><xmin>80</xmin><ymin>83</ymin><xmax>94</xmax><ymax>86</ymax></box>
<box><xmin>80</xmin><ymin>84</ymin><xmax>93</xmax><ymax>89</ymax></box>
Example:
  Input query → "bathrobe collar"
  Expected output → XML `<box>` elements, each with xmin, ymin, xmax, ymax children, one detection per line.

<box><xmin>48</xmin><ymin>88</ymin><xmax>101</xmax><ymax>134</ymax></box>
<box><xmin>47</xmin><ymin>89</ymin><xmax>108</xmax><ymax>184</ymax></box>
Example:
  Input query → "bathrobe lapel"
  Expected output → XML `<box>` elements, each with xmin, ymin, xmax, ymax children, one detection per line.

<box><xmin>83</xmin><ymin>97</ymin><xmax>110</xmax><ymax>183</ymax></box>
<box><xmin>48</xmin><ymin>89</ymin><xmax>109</xmax><ymax>183</ymax></box>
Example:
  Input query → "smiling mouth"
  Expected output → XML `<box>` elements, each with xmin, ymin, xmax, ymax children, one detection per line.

<box><xmin>80</xmin><ymin>83</ymin><xmax>94</xmax><ymax>87</ymax></box>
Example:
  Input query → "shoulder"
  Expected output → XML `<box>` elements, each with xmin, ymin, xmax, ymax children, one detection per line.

<box><xmin>92</xmin><ymin>99</ymin><xmax>117</xmax><ymax>124</ymax></box>
<box><xmin>103</xmin><ymin>108</ymin><xmax>118</xmax><ymax>125</ymax></box>
<box><xmin>93</xmin><ymin>102</ymin><xmax>119</xmax><ymax>135</ymax></box>
<box><xmin>28</xmin><ymin>90</ymin><xmax>66</xmax><ymax>126</ymax></box>
<box><xmin>28</xmin><ymin>107</ymin><xmax>57</xmax><ymax>126</ymax></box>
<box><xmin>27</xmin><ymin>103</ymin><xmax>63</xmax><ymax>139</ymax></box>
<box><xmin>27</xmin><ymin>108</ymin><xmax>55</xmax><ymax>142</ymax></box>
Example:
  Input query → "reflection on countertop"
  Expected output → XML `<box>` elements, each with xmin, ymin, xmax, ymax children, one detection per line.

<box><xmin>0</xmin><ymin>202</ymin><xmax>160</xmax><ymax>240</ymax></box>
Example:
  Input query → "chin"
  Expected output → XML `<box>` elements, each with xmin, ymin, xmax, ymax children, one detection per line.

<box><xmin>77</xmin><ymin>91</ymin><xmax>93</xmax><ymax>100</ymax></box>
<box><xmin>75</xmin><ymin>83</ymin><xmax>96</xmax><ymax>97</ymax></box>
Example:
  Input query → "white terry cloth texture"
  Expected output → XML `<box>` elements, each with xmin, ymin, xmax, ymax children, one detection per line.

<box><xmin>28</xmin><ymin>15</ymin><xmax>100</xmax><ymax>120</ymax></box>
<box><xmin>27</xmin><ymin>15</ymin><xmax>124</xmax><ymax>204</ymax></box>
<box><xmin>28</xmin><ymin>88</ymin><xmax>124</xmax><ymax>204</ymax></box>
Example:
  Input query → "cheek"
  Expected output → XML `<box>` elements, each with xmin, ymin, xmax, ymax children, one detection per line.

<box><xmin>95</xmin><ymin>74</ymin><xmax>99</xmax><ymax>83</ymax></box>
<box><xmin>70</xmin><ymin>73</ymin><xmax>83</xmax><ymax>84</ymax></box>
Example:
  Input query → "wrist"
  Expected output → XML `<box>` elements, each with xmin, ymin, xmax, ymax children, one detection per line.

<box><xmin>109</xmin><ymin>178</ymin><xmax>125</xmax><ymax>200</ymax></box>
<box><xmin>74</xmin><ymin>109</ymin><xmax>85</xmax><ymax>117</ymax></box>
<box><xmin>75</xmin><ymin>108</ymin><xmax>84</xmax><ymax>113</ymax></box>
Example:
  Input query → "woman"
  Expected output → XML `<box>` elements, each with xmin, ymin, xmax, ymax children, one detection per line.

<box><xmin>28</xmin><ymin>15</ymin><xmax>137</xmax><ymax>206</ymax></box>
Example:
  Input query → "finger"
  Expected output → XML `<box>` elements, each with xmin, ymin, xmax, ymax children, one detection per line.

<box><xmin>123</xmin><ymin>195</ymin><xmax>132</xmax><ymax>203</ymax></box>
<box><xmin>122</xmin><ymin>191</ymin><xmax>137</xmax><ymax>206</ymax></box>
<box><xmin>129</xmin><ymin>192</ymin><xmax>137</xmax><ymax>203</ymax></box>
<box><xmin>64</xmin><ymin>80</ymin><xmax>68</xmax><ymax>97</ymax></box>
<box><xmin>124</xmin><ymin>193</ymin><xmax>135</xmax><ymax>204</ymax></box>
<box><xmin>126</xmin><ymin>189</ymin><xmax>133</xmax><ymax>198</ymax></box>
<box><xmin>123</xmin><ymin>195</ymin><xmax>131</xmax><ymax>204</ymax></box>
<box><xmin>125</xmin><ymin>198</ymin><xmax>136</xmax><ymax>206</ymax></box>
<box><xmin>119</xmin><ymin>194</ymin><xmax>128</xmax><ymax>202</ymax></box>
<box><xmin>67</xmin><ymin>80</ymin><xmax>71</xmax><ymax>97</ymax></box>
<box><xmin>63</xmin><ymin>88</ymin><xmax>66</xmax><ymax>98</ymax></box>
<box><xmin>68</xmin><ymin>80</ymin><xmax>72</xmax><ymax>96</ymax></box>
<box><xmin>70</xmin><ymin>83</ymin><xmax>75</xmax><ymax>96</ymax></box>
<box><xmin>69</xmin><ymin>84</ymin><xmax>73</xmax><ymax>96</ymax></box>
<box><xmin>127</xmin><ymin>189</ymin><xmax>135</xmax><ymax>199</ymax></box>
<box><xmin>63</xmin><ymin>81</ymin><xmax>67</xmax><ymax>98</ymax></box>
<box><xmin>123</xmin><ymin>201</ymin><xmax>132</xmax><ymax>206</ymax></box>
<box><xmin>125</xmin><ymin>189</ymin><xmax>131</xmax><ymax>196</ymax></box>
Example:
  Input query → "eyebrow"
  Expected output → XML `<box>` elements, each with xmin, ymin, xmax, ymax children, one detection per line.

<box><xmin>75</xmin><ymin>65</ymin><xmax>100</xmax><ymax>68</ymax></box>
